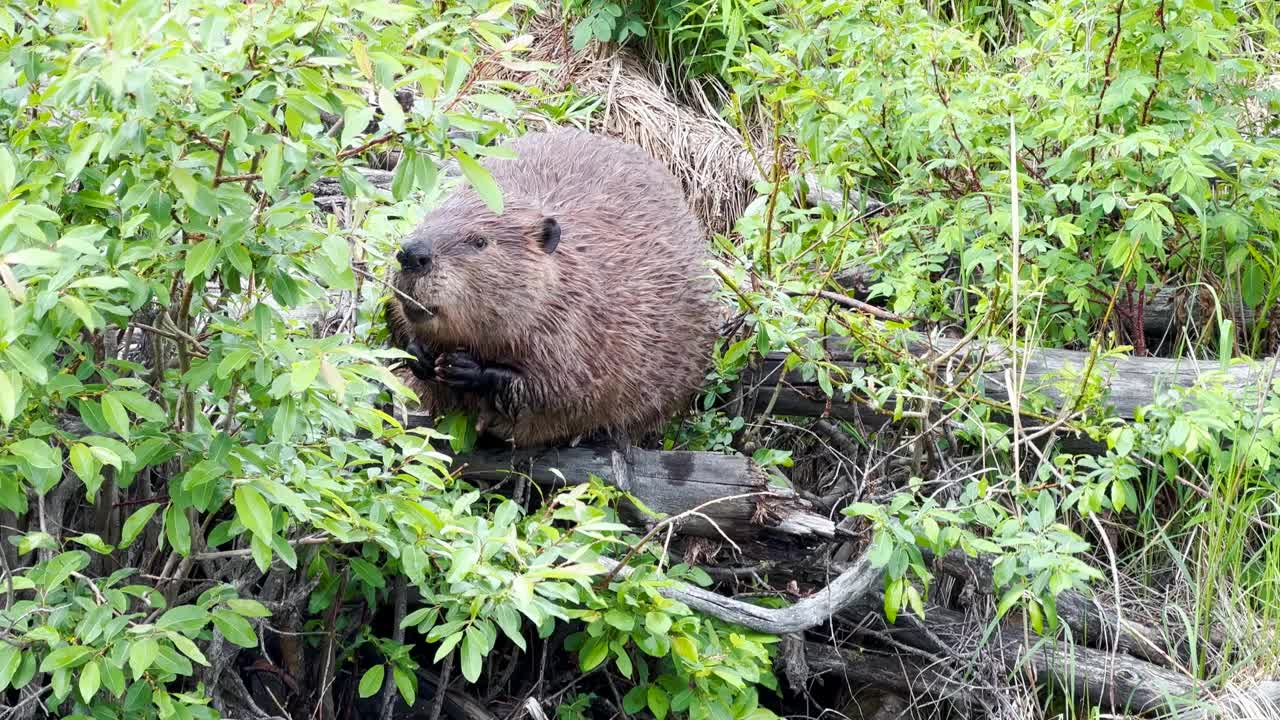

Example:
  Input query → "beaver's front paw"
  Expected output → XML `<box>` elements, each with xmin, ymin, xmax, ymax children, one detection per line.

<box><xmin>405</xmin><ymin>342</ymin><xmax>437</xmax><ymax>382</ymax></box>
<box><xmin>435</xmin><ymin>350</ymin><xmax>487</xmax><ymax>391</ymax></box>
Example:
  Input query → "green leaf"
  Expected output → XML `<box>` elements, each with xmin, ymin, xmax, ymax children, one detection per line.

<box><xmin>114</xmin><ymin>391</ymin><xmax>167</xmax><ymax>422</ymax></box>
<box><xmin>393</xmin><ymin>665</ymin><xmax>416</xmax><ymax>705</ymax></box>
<box><xmin>604</xmin><ymin>609</ymin><xmax>635</xmax><ymax>632</ymax></box>
<box><xmin>8</xmin><ymin>438</ymin><xmax>57</xmax><ymax>469</ymax></box>
<box><xmin>361</xmin><ymin>2</ymin><xmax>420</xmax><ymax>23</ymax></box>
<box><xmin>291</xmin><ymin>359</ymin><xmax>321</xmax><ymax>394</ymax></box>
<box><xmin>0</xmin><ymin>370</ymin><xmax>17</xmax><ymax>425</ymax></box>
<box><xmin>0</xmin><ymin>147</ymin><xmax>14</xmax><ymax>194</ymax></box>
<box><xmin>165</xmin><ymin>503</ymin><xmax>191</xmax><ymax>556</ymax></box>
<box><xmin>341</xmin><ymin>105</ymin><xmax>375</xmax><ymax>150</ymax></box>
<box><xmin>624</xmin><ymin>686</ymin><xmax>647</xmax><ymax>714</ymax></box>
<box><xmin>358</xmin><ymin>665</ymin><xmax>384</xmax><ymax>698</ymax></box>
<box><xmin>65</xmin><ymin>133</ymin><xmax>101</xmax><ymax>183</ymax></box>
<box><xmin>883</xmin><ymin>577</ymin><xmax>904</xmax><ymax>623</ymax></box>
<box><xmin>39</xmin><ymin>646</ymin><xmax>93</xmax><ymax>672</ymax></box>
<box><xmin>447</xmin><ymin>547</ymin><xmax>478</xmax><ymax>583</ymax></box>
<box><xmin>226</xmin><ymin>598</ymin><xmax>272</xmax><ymax>618</ymax></box>
<box><xmin>217</xmin><ymin>348</ymin><xmax>254</xmax><ymax>378</ymax></box>
<box><xmin>5</xmin><ymin>248</ymin><xmax>62</xmax><ymax>268</ymax></box>
<box><xmin>262</xmin><ymin>143</ymin><xmax>283</xmax><ymax>195</ymax></box>
<box><xmin>169</xmin><ymin>168</ymin><xmax>202</xmax><ymax>209</ymax></box>
<box><xmin>272</xmin><ymin>396</ymin><xmax>296</xmax><ymax>442</ymax></box>
<box><xmin>69</xmin><ymin>533</ymin><xmax>112</xmax><ymax>554</ymax></box>
<box><xmin>4</xmin><ymin>344</ymin><xmax>47</xmax><ymax>384</ymax></box>
<box><xmin>433</xmin><ymin>631</ymin><xmax>463</xmax><ymax>662</ymax></box>
<box><xmin>101</xmin><ymin>393</ymin><xmax>131</xmax><ymax>440</ymax></box>
<box><xmin>169</xmin><ymin>633</ymin><xmax>209</xmax><ymax>666</ymax></box>
<box><xmin>648</xmin><ymin>686</ymin><xmax>670</xmax><ymax>720</ymax></box>
<box><xmin>212</xmin><ymin>609</ymin><xmax>258</xmax><ymax>648</ymax></box>
<box><xmin>671</xmin><ymin>635</ymin><xmax>697</xmax><ymax>663</ymax></box>
<box><xmin>378</xmin><ymin>87</ymin><xmax>405</xmax><ymax>132</ymax></box>
<box><xmin>578</xmin><ymin>635</ymin><xmax>608</xmax><ymax>671</ymax></box>
<box><xmin>129</xmin><ymin>638</ymin><xmax>159</xmax><ymax>679</ymax></box>
<box><xmin>613</xmin><ymin>644</ymin><xmax>633</xmax><ymax>677</ymax></box>
<box><xmin>79</xmin><ymin>659</ymin><xmax>101</xmax><ymax>702</ymax></box>
<box><xmin>157</xmin><ymin>605</ymin><xmax>210</xmax><ymax>634</ymax></box>
<box><xmin>0</xmin><ymin>643</ymin><xmax>21</xmax><ymax>691</ymax></box>
<box><xmin>69</xmin><ymin>275</ymin><xmax>129</xmax><ymax>291</ymax></box>
<box><xmin>234</xmin><ymin>484</ymin><xmax>273</xmax><ymax>541</ymax></box>
<box><xmin>454</xmin><ymin>151</ymin><xmax>503</xmax><ymax>214</ymax></box>
<box><xmin>493</xmin><ymin>605</ymin><xmax>526</xmax><ymax>651</ymax></box>
<box><xmin>469</xmin><ymin>93</ymin><xmax>516</xmax><ymax>116</ymax></box>
<box><xmin>460</xmin><ymin>626</ymin><xmax>484</xmax><ymax>682</ymax></box>
<box><xmin>119</xmin><ymin>503</ymin><xmax>160</xmax><ymax>548</ymax></box>
<box><xmin>184</xmin><ymin>238</ymin><xmax>219</xmax><ymax>281</ymax></box>
<box><xmin>644</xmin><ymin>612</ymin><xmax>671</xmax><ymax>636</ymax></box>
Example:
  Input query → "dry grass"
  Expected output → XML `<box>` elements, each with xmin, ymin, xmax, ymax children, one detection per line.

<box><xmin>482</xmin><ymin>5</ymin><xmax>788</xmax><ymax>239</ymax></box>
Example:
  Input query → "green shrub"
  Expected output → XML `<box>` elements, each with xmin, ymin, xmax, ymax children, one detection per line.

<box><xmin>0</xmin><ymin>2</ymin><xmax>782</xmax><ymax>718</ymax></box>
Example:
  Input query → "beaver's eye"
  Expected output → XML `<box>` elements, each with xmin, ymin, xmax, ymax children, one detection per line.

<box><xmin>469</xmin><ymin>235</ymin><xmax>488</xmax><ymax>249</ymax></box>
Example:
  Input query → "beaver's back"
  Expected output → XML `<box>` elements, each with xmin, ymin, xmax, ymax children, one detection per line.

<box><xmin>495</xmin><ymin>128</ymin><xmax>704</xmax><ymax>256</ymax></box>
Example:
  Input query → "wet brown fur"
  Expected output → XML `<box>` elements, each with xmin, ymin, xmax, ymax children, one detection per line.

<box><xmin>386</xmin><ymin>127</ymin><xmax>717</xmax><ymax>447</ymax></box>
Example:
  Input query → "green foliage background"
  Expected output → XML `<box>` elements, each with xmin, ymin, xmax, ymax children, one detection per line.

<box><xmin>1</xmin><ymin>0</ymin><xmax>1279</xmax><ymax>718</ymax></box>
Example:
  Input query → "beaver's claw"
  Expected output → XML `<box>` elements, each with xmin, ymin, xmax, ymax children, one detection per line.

<box><xmin>405</xmin><ymin>342</ymin><xmax>437</xmax><ymax>382</ymax></box>
<box><xmin>435</xmin><ymin>350</ymin><xmax>487</xmax><ymax>391</ymax></box>
<box><xmin>435</xmin><ymin>350</ymin><xmax>519</xmax><ymax>402</ymax></box>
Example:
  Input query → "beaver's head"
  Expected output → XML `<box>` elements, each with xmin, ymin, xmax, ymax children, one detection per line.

<box><xmin>389</xmin><ymin>201</ymin><xmax>561</xmax><ymax>353</ymax></box>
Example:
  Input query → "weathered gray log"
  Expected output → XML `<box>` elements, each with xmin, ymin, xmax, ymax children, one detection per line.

<box><xmin>932</xmin><ymin>550</ymin><xmax>1179</xmax><ymax>667</ymax></box>
<box><xmin>442</xmin><ymin>442</ymin><xmax>839</xmax><ymax>544</ymax></box>
<box><xmin>743</xmin><ymin>332</ymin><xmax>1277</xmax><ymax>426</ymax></box>
<box><xmin>1140</xmin><ymin>285</ymin><xmax>1265</xmax><ymax>337</ymax></box>
<box><xmin>798</xmin><ymin>640</ymin><xmax>987</xmax><ymax>713</ymax></box>
<box><xmin>804</xmin><ymin>626</ymin><xmax>1226</xmax><ymax>719</ymax></box>
<box><xmin>876</xmin><ymin>600</ymin><xmax>1277</xmax><ymax>718</ymax></box>
<box><xmin>833</xmin><ymin>265</ymin><xmax>1273</xmax><ymax>338</ymax></box>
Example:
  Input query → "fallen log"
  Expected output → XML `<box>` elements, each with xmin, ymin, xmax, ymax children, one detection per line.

<box><xmin>740</xmin><ymin>331</ymin><xmax>1277</xmax><ymax>427</ymax></box>
<box><xmin>416</xmin><ymin>435</ymin><xmax>840</xmax><ymax>546</ymax></box>
<box><xmin>834</xmin><ymin>263</ymin><xmax>1274</xmax><ymax>340</ymax></box>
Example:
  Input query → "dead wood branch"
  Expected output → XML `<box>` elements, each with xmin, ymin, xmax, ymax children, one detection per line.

<box><xmin>434</xmin><ymin>442</ymin><xmax>840</xmax><ymax>545</ymax></box>
<box><xmin>597</xmin><ymin>555</ymin><xmax>878</xmax><ymax>635</ymax></box>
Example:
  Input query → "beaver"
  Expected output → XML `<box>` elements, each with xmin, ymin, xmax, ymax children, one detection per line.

<box><xmin>386</xmin><ymin>127</ymin><xmax>718</xmax><ymax>448</ymax></box>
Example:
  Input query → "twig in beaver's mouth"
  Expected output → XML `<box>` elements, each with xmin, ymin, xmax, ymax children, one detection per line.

<box><xmin>352</xmin><ymin>266</ymin><xmax>432</xmax><ymax>313</ymax></box>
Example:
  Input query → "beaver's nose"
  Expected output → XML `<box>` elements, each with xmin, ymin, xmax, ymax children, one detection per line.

<box><xmin>396</xmin><ymin>240</ymin><xmax>433</xmax><ymax>274</ymax></box>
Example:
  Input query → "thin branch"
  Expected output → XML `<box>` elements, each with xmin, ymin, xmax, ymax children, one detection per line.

<box><xmin>337</xmin><ymin>132</ymin><xmax>400</xmax><ymax>160</ymax></box>
<box><xmin>191</xmin><ymin>536</ymin><xmax>330</xmax><ymax>561</ymax></box>
<box><xmin>598</xmin><ymin>553</ymin><xmax>879</xmax><ymax>635</ymax></box>
<box><xmin>784</xmin><ymin>289</ymin><xmax>909</xmax><ymax>323</ymax></box>
<box><xmin>214</xmin><ymin>172</ymin><xmax>261</xmax><ymax>186</ymax></box>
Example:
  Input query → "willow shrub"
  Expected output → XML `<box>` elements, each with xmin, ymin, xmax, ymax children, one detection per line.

<box><xmin>707</xmin><ymin>0</ymin><xmax>1280</xmax><ymax>664</ymax></box>
<box><xmin>0</xmin><ymin>2</ymin><xmax>780</xmax><ymax>719</ymax></box>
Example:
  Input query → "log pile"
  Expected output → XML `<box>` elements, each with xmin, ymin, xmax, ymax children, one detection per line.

<box><xmin>414</xmin><ymin>331</ymin><xmax>1279</xmax><ymax>717</ymax></box>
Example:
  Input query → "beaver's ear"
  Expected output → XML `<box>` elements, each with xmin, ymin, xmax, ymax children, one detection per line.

<box><xmin>539</xmin><ymin>217</ymin><xmax>561</xmax><ymax>254</ymax></box>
